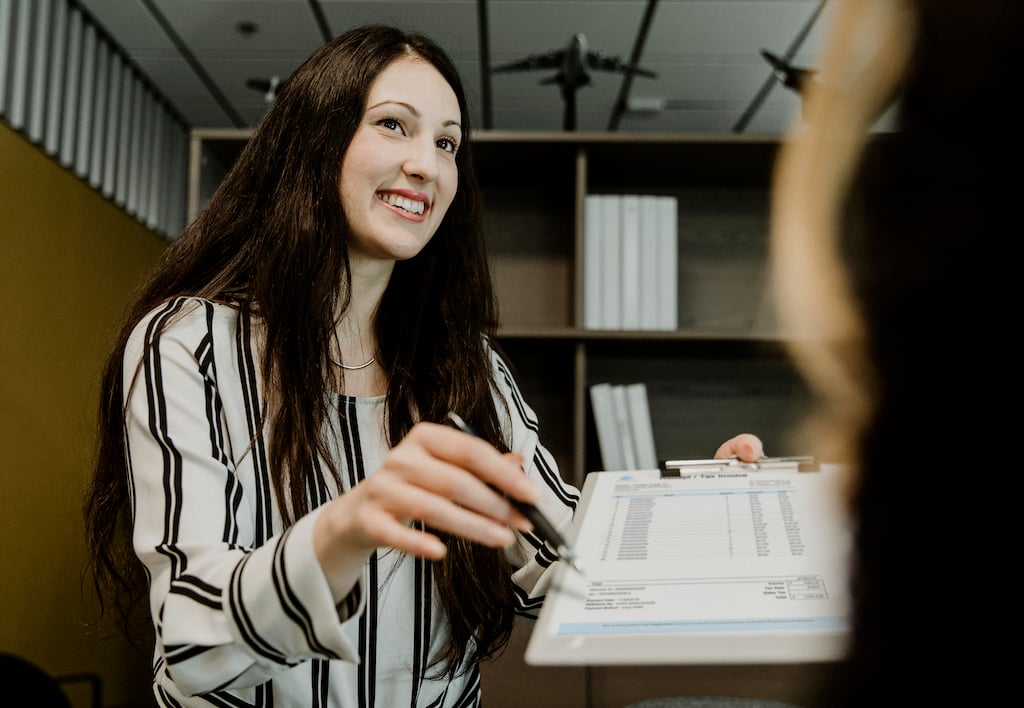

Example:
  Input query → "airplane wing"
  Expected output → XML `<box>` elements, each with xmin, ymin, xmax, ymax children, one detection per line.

<box><xmin>491</xmin><ymin>50</ymin><xmax>565</xmax><ymax>73</ymax></box>
<box><xmin>585</xmin><ymin>52</ymin><xmax>657</xmax><ymax>78</ymax></box>
<box><xmin>246</xmin><ymin>78</ymin><xmax>273</xmax><ymax>92</ymax></box>
<box><xmin>246</xmin><ymin>76</ymin><xmax>287</xmax><ymax>101</ymax></box>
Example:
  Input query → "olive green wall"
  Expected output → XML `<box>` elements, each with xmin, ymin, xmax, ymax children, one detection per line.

<box><xmin>1</xmin><ymin>122</ymin><xmax>166</xmax><ymax>707</ymax></box>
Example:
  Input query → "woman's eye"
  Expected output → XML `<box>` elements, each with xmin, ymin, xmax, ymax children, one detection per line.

<box><xmin>379</xmin><ymin>117</ymin><xmax>403</xmax><ymax>133</ymax></box>
<box><xmin>437</xmin><ymin>137</ymin><xmax>458</xmax><ymax>154</ymax></box>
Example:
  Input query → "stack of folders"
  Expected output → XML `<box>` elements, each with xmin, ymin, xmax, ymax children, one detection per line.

<box><xmin>589</xmin><ymin>382</ymin><xmax>658</xmax><ymax>472</ymax></box>
<box><xmin>583</xmin><ymin>193</ymin><xmax>678</xmax><ymax>331</ymax></box>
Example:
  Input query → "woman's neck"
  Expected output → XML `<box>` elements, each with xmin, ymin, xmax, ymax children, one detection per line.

<box><xmin>331</xmin><ymin>255</ymin><xmax>393</xmax><ymax>397</ymax></box>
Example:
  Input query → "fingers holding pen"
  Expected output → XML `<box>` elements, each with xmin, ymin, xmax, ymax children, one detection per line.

<box><xmin>318</xmin><ymin>422</ymin><xmax>535</xmax><ymax>561</ymax></box>
<box><xmin>391</xmin><ymin>422</ymin><xmax>535</xmax><ymax>514</ymax></box>
<box><xmin>345</xmin><ymin>472</ymin><xmax>518</xmax><ymax>556</ymax></box>
<box><xmin>372</xmin><ymin>446</ymin><xmax>530</xmax><ymax>543</ymax></box>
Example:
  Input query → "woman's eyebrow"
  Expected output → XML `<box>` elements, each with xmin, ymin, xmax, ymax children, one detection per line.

<box><xmin>367</xmin><ymin>100</ymin><xmax>462</xmax><ymax>132</ymax></box>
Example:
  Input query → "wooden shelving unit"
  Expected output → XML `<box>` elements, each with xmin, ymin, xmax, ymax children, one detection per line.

<box><xmin>470</xmin><ymin>131</ymin><xmax>810</xmax><ymax>490</ymax></box>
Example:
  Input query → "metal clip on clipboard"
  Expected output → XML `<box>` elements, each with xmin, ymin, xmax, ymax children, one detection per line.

<box><xmin>659</xmin><ymin>455</ymin><xmax>819</xmax><ymax>477</ymax></box>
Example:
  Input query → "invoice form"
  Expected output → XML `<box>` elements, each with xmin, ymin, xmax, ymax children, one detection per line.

<box><xmin>526</xmin><ymin>465</ymin><xmax>852</xmax><ymax>665</ymax></box>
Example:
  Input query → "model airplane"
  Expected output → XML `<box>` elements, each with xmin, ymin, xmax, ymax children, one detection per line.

<box><xmin>492</xmin><ymin>33</ymin><xmax>656</xmax><ymax>130</ymax></box>
<box><xmin>760</xmin><ymin>49</ymin><xmax>816</xmax><ymax>93</ymax></box>
<box><xmin>246</xmin><ymin>75</ymin><xmax>287</xmax><ymax>103</ymax></box>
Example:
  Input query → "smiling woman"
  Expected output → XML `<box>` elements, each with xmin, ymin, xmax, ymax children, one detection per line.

<box><xmin>82</xmin><ymin>24</ymin><xmax>581</xmax><ymax>708</ymax></box>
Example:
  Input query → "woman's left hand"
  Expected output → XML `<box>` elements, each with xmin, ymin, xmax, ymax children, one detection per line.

<box><xmin>714</xmin><ymin>433</ymin><xmax>764</xmax><ymax>462</ymax></box>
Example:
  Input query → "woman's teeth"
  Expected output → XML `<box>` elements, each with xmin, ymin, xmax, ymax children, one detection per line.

<box><xmin>381</xmin><ymin>193</ymin><xmax>425</xmax><ymax>215</ymax></box>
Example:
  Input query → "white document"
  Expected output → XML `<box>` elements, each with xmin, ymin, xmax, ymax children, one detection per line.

<box><xmin>583</xmin><ymin>194</ymin><xmax>604</xmax><ymax>330</ymax></box>
<box><xmin>526</xmin><ymin>465</ymin><xmax>852</xmax><ymax>665</ymax></box>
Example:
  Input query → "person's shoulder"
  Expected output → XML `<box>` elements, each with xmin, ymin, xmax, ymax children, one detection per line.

<box><xmin>138</xmin><ymin>296</ymin><xmax>239</xmax><ymax>328</ymax></box>
<box><xmin>483</xmin><ymin>336</ymin><xmax>524</xmax><ymax>395</ymax></box>
<box><xmin>482</xmin><ymin>334</ymin><xmax>509</xmax><ymax>370</ymax></box>
<box><xmin>127</xmin><ymin>297</ymin><xmax>244</xmax><ymax>350</ymax></box>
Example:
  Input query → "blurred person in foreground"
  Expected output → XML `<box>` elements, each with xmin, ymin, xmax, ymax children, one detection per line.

<box><xmin>771</xmin><ymin>0</ymin><xmax>1021</xmax><ymax>704</ymax></box>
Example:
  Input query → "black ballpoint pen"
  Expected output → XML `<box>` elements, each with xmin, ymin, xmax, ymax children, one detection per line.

<box><xmin>446</xmin><ymin>412</ymin><xmax>585</xmax><ymax>576</ymax></box>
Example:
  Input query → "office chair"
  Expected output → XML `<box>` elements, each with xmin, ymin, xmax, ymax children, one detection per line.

<box><xmin>0</xmin><ymin>653</ymin><xmax>102</xmax><ymax>708</ymax></box>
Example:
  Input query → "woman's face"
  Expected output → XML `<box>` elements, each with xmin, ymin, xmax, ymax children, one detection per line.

<box><xmin>339</xmin><ymin>55</ymin><xmax>462</xmax><ymax>265</ymax></box>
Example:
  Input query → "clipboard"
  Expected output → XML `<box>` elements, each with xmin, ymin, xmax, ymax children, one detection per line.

<box><xmin>660</xmin><ymin>455</ymin><xmax>820</xmax><ymax>475</ymax></box>
<box><xmin>525</xmin><ymin>459</ymin><xmax>851</xmax><ymax>666</ymax></box>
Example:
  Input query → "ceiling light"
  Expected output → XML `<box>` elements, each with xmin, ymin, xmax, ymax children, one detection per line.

<box><xmin>236</xmin><ymin>21</ymin><xmax>259</xmax><ymax>37</ymax></box>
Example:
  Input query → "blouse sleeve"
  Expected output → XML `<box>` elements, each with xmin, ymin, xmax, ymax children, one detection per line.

<box><xmin>487</xmin><ymin>344</ymin><xmax>582</xmax><ymax>617</ymax></box>
<box><xmin>123</xmin><ymin>299</ymin><xmax>363</xmax><ymax>696</ymax></box>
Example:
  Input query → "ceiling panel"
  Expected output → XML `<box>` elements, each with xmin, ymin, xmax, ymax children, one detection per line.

<box><xmin>321</xmin><ymin>2</ymin><xmax>482</xmax><ymax>58</ymax></box>
<box><xmin>76</xmin><ymin>0</ymin><xmax>832</xmax><ymax>134</ymax></box>
<box><xmin>154</xmin><ymin>1</ymin><xmax>323</xmax><ymax>54</ymax></box>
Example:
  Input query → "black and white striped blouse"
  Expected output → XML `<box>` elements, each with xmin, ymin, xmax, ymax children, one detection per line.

<box><xmin>123</xmin><ymin>297</ymin><xmax>580</xmax><ymax>707</ymax></box>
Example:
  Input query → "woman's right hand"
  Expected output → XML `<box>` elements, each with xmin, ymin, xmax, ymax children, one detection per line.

<box><xmin>312</xmin><ymin>421</ymin><xmax>536</xmax><ymax>600</ymax></box>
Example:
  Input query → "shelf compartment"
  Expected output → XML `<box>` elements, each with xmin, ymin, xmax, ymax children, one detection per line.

<box><xmin>583</xmin><ymin>339</ymin><xmax>812</xmax><ymax>472</ymax></box>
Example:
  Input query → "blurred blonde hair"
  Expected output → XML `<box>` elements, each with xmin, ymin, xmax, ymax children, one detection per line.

<box><xmin>770</xmin><ymin>0</ymin><xmax>916</xmax><ymax>484</ymax></box>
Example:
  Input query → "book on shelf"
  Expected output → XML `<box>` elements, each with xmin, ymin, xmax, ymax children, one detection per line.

<box><xmin>582</xmin><ymin>193</ymin><xmax>678</xmax><ymax>331</ymax></box>
<box><xmin>610</xmin><ymin>383</ymin><xmax>638</xmax><ymax>471</ymax></box>
<box><xmin>619</xmin><ymin>194</ymin><xmax>642</xmax><ymax>330</ymax></box>
<box><xmin>589</xmin><ymin>381</ymin><xmax>658</xmax><ymax>472</ymax></box>
<box><xmin>624</xmin><ymin>382</ymin><xmax>658</xmax><ymax>469</ymax></box>
<box><xmin>589</xmin><ymin>382</ymin><xmax>624</xmax><ymax>471</ymax></box>
<box><xmin>583</xmin><ymin>194</ymin><xmax>604</xmax><ymax>330</ymax></box>
<box><xmin>599</xmin><ymin>194</ymin><xmax>622</xmax><ymax>329</ymax></box>
<box><xmin>656</xmin><ymin>195</ymin><xmax>679</xmax><ymax>330</ymax></box>
<box><xmin>638</xmin><ymin>195</ymin><xmax>661</xmax><ymax>330</ymax></box>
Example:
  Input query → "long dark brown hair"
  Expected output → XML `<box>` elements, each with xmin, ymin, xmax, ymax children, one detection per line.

<box><xmin>84</xmin><ymin>24</ymin><xmax>516</xmax><ymax>676</ymax></box>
